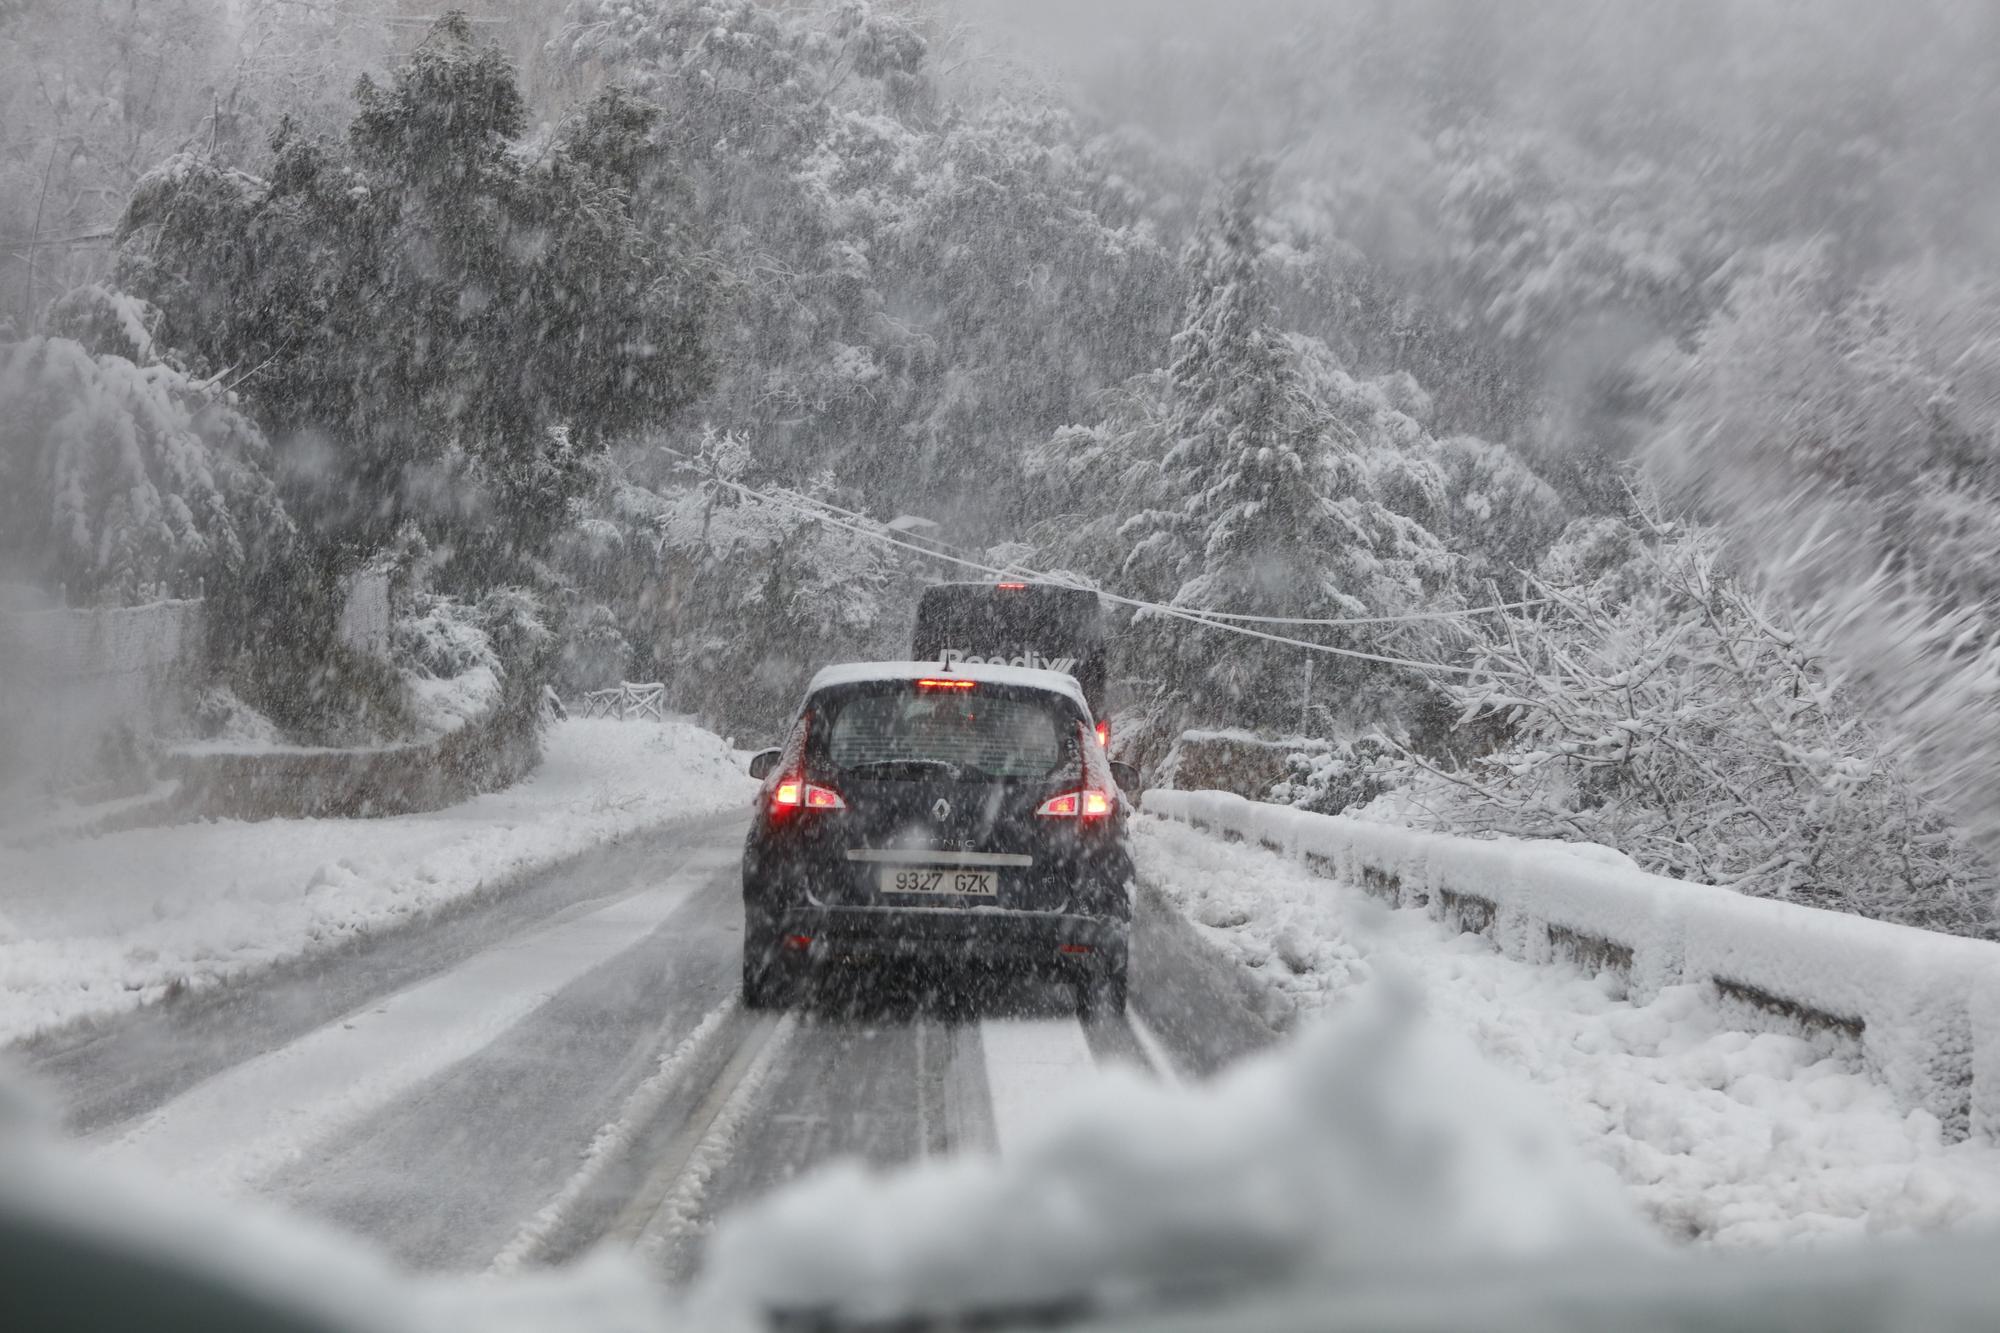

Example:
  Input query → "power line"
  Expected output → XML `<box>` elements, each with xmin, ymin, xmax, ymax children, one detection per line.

<box><xmin>747</xmin><ymin>483</ymin><xmax>1543</xmax><ymax>628</ymax></box>
<box><xmin>717</xmin><ymin>480</ymin><xmax>1483</xmax><ymax>676</ymax></box>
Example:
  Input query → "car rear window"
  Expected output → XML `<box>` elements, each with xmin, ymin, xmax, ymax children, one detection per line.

<box><xmin>822</xmin><ymin>687</ymin><xmax>1072</xmax><ymax>780</ymax></box>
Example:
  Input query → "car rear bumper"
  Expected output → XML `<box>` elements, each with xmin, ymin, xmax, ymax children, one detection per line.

<box><xmin>769</xmin><ymin>903</ymin><xmax>1128</xmax><ymax>970</ymax></box>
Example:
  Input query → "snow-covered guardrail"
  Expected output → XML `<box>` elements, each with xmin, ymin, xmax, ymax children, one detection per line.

<box><xmin>1146</xmin><ymin>789</ymin><xmax>2000</xmax><ymax>1144</ymax></box>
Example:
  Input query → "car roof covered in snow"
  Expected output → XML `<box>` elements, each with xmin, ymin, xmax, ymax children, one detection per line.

<box><xmin>805</xmin><ymin>660</ymin><xmax>1091</xmax><ymax>715</ymax></box>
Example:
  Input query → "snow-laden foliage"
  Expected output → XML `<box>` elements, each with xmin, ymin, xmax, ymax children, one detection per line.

<box><xmin>1643</xmin><ymin>249</ymin><xmax>2000</xmax><ymax>872</ymax></box>
<box><xmin>555</xmin><ymin>0</ymin><xmax>1175</xmax><ymax>532</ymax></box>
<box><xmin>553</xmin><ymin>450</ymin><xmax>913</xmax><ymax>737</ymax></box>
<box><xmin>388</xmin><ymin>584</ymin><xmax>554</xmax><ymax>737</ymax></box>
<box><xmin>116</xmin><ymin>15</ymin><xmax>709</xmax><ymax>559</ymax></box>
<box><xmin>0</xmin><ymin>324</ymin><xmax>288</xmax><ymax>603</ymax></box>
<box><xmin>1394</xmin><ymin>515</ymin><xmax>1994</xmax><ymax>937</ymax></box>
<box><xmin>1649</xmin><ymin>248</ymin><xmax>2000</xmax><ymax>618</ymax></box>
<box><xmin>4</xmin><ymin>0</ymin><xmax>1997</xmax><ymax>940</ymax></box>
<box><xmin>394</xmin><ymin>598</ymin><xmax>502</xmax><ymax>685</ymax></box>
<box><xmin>1038</xmin><ymin>170</ymin><xmax>1469</xmax><ymax>754</ymax></box>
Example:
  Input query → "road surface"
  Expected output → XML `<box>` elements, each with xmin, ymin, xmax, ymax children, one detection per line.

<box><xmin>18</xmin><ymin>809</ymin><xmax>1280</xmax><ymax>1280</ymax></box>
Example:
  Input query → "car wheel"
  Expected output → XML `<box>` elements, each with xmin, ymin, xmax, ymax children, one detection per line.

<box><xmin>742</xmin><ymin>952</ymin><xmax>794</xmax><ymax>1010</ymax></box>
<box><xmin>1077</xmin><ymin>965</ymin><xmax>1127</xmax><ymax>1019</ymax></box>
<box><xmin>741</xmin><ymin>929</ymin><xmax>798</xmax><ymax>1010</ymax></box>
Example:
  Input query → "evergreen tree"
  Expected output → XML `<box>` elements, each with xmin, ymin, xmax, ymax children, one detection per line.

<box><xmin>1124</xmin><ymin>166</ymin><xmax>1455</xmax><ymax>734</ymax></box>
<box><xmin>116</xmin><ymin>15</ymin><xmax>710</xmax><ymax>571</ymax></box>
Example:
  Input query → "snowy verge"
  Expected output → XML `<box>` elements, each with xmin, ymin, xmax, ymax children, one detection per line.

<box><xmin>1146</xmin><ymin>789</ymin><xmax>2000</xmax><ymax>1144</ymax></box>
<box><xmin>1133</xmin><ymin>815</ymin><xmax>2000</xmax><ymax>1244</ymax></box>
<box><xmin>0</xmin><ymin>719</ymin><xmax>756</xmax><ymax>1047</ymax></box>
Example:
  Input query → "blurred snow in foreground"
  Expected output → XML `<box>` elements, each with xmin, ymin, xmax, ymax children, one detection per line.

<box><xmin>690</xmin><ymin>978</ymin><xmax>1651</xmax><ymax>1325</ymax></box>
<box><xmin>8</xmin><ymin>975</ymin><xmax>2000</xmax><ymax>1331</ymax></box>
<box><xmin>0</xmin><ymin>978</ymin><xmax>1651</xmax><ymax>1332</ymax></box>
<box><xmin>0</xmin><ymin>719</ymin><xmax>755</xmax><ymax>1045</ymax></box>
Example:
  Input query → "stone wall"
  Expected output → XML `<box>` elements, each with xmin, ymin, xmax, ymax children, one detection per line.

<box><xmin>1164</xmin><ymin>729</ymin><xmax>1332</xmax><ymax>802</ymax></box>
<box><xmin>166</xmin><ymin>680</ymin><xmax>544</xmax><ymax>821</ymax></box>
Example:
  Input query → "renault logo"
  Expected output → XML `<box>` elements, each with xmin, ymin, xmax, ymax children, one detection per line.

<box><xmin>932</xmin><ymin>798</ymin><xmax>951</xmax><ymax>821</ymax></box>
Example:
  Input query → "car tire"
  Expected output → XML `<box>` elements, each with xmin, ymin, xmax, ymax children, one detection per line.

<box><xmin>1078</xmin><ymin>966</ymin><xmax>1127</xmax><ymax>1019</ymax></box>
<box><xmin>742</xmin><ymin>952</ymin><xmax>794</xmax><ymax>1010</ymax></box>
<box><xmin>741</xmin><ymin>928</ymin><xmax>798</xmax><ymax>1010</ymax></box>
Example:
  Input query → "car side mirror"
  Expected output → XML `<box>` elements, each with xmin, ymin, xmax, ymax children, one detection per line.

<box><xmin>1108</xmin><ymin>760</ymin><xmax>1140</xmax><ymax>794</ymax></box>
<box><xmin>747</xmin><ymin>748</ymin><xmax>782</xmax><ymax>780</ymax></box>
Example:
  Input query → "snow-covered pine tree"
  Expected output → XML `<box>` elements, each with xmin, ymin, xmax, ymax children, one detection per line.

<box><xmin>1126</xmin><ymin>165</ymin><xmax>1456</xmax><ymax>736</ymax></box>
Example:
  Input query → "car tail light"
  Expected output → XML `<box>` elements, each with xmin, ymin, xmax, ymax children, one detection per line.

<box><xmin>1037</xmin><ymin>788</ymin><xmax>1112</xmax><ymax>819</ymax></box>
<box><xmin>773</xmin><ymin>780</ymin><xmax>845</xmax><ymax>811</ymax></box>
<box><xmin>1095</xmin><ymin>719</ymin><xmax>1110</xmax><ymax>748</ymax></box>
<box><xmin>916</xmin><ymin>677</ymin><xmax>977</xmax><ymax>690</ymax></box>
<box><xmin>996</xmin><ymin>581</ymin><xmax>1028</xmax><ymax>590</ymax></box>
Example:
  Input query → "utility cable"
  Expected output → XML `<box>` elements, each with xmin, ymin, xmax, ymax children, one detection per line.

<box><xmin>715</xmin><ymin>480</ymin><xmax>1483</xmax><ymax>676</ymax></box>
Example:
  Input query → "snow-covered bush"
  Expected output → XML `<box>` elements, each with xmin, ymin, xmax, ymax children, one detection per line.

<box><xmin>1645</xmin><ymin>251</ymin><xmax>2000</xmax><ymax>874</ymax></box>
<box><xmin>1271</xmin><ymin>736</ymin><xmax>1399</xmax><ymax>817</ymax></box>
<box><xmin>390</xmin><ymin>587</ymin><xmax>552</xmax><ymax>736</ymax></box>
<box><xmin>186</xmin><ymin>685</ymin><xmax>284</xmax><ymax>747</ymax></box>
<box><xmin>392</xmin><ymin>596</ymin><xmax>500</xmax><ymax>684</ymax></box>
<box><xmin>1394</xmin><ymin>513</ymin><xmax>1995</xmax><ymax>937</ymax></box>
<box><xmin>0</xmin><ymin>323</ymin><xmax>289</xmax><ymax>603</ymax></box>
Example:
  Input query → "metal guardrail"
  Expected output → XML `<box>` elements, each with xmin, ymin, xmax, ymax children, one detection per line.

<box><xmin>1147</xmin><ymin>788</ymin><xmax>2000</xmax><ymax>1145</ymax></box>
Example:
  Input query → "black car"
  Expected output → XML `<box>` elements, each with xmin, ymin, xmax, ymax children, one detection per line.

<box><xmin>741</xmin><ymin>661</ymin><xmax>1137</xmax><ymax>1015</ymax></box>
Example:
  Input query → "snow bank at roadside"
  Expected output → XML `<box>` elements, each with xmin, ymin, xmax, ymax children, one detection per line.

<box><xmin>1134</xmin><ymin>813</ymin><xmax>2000</xmax><ymax>1244</ymax></box>
<box><xmin>692</xmin><ymin>980</ymin><xmax>1651</xmax><ymax>1325</ymax></box>
<box><xmin>1148</xmin><ymin>788</ymin><xmax>2000</xmax><ymax>1139</ymax></box>
<box><xmin>0</xmin><ymin>719</ymin><xmax>755</xmax><ymax>1046</ymax></box>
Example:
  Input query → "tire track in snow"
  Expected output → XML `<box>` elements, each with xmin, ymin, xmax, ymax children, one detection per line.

<box><xmin>490</xmin><ymin>996</ymin><xmax>738</xmax><ymax>1273</ymax></box>
<box><xmin>93</xmin><ymin>868</ymin><xmax>716</xmax><ymax>1196</ymax></box>
<box><xmin>620</xmin><ymin>1012</ymin><xmax>800</xmax><ymax>1272</ymax></box>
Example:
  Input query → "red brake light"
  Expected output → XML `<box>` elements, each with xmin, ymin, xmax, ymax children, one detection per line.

<box><xmin>1095</xmin><ymin>720</ymin><xmax>1110</xmax><ymax>748</ymax></box>
<box><xmin>773</xmin><ymin>780</ymin><xmax>845</xmax><ymax>811</ymax></box>
<box><xmin>1037</xmin><ymin>788</ymin><xmax>1112</xmax><ymax>819</ymax></box>
<box><xmin>916</xmin><ymin>678</ymin><xmax>977</xmax><ymax>690</ymax></box>
<box><xmin>996</xmin><ymin>581</ymin><xmax>1028</xmax><ymax>590</ymax></box>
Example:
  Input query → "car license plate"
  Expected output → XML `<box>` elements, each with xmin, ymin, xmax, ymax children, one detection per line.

<box><xmin>880</xmin><ymin>866</ymin><xmax>999</xmax><ymax>896</ymax></box>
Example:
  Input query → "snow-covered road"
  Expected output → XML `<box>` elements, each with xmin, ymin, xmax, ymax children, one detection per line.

<box><xmin>20</xmin><ymin>810</ymin><xmax>1279</xmax><ymax>1279</ymax></box>
<box><xmin>18</xmin><ymin>774</ymin><xmax>2000</xmax><ymax>1298</ymax></box>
